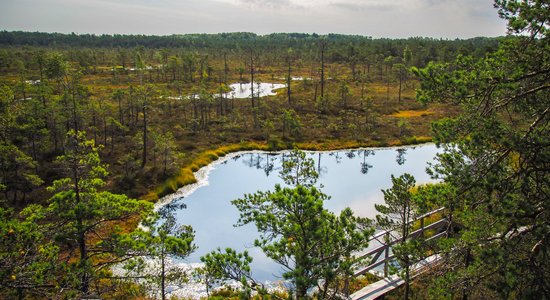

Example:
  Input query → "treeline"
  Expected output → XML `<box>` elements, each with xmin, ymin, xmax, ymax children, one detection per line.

<box><xmin>0</xmin><ymin>30</ymin><xmax>501</xmax><ymax>66</ymax></box>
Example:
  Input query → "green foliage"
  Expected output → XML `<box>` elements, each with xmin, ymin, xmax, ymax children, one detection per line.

<box><xmin>44</xmin><ymin>52</ymin><xmax>67</xmax><ymax>80</ymax></box>
<box><xmin>281</xmin><ymin>109</ymin><xmax>301</xmax><ymax>139</ymax></box>
<box><xmin>338</xmin><ymin>82</ymin><xmax>350</xmax><ymax>108</ymax></box>
<box><xmin>199</xmin><ymin>248</ymin><xmax>259</xmax><ymax>298</ymax></box>
<box><xmin>413</xmin><ymin>1</ymin><xmax>550</xmax><ymax>298</ymax></box>
<box><xmin>125</xmin><ymin>211</ymin><xmax>195</xmax><ymax>300</ymax></box>
<box><xmin>232</xmin><ymin>185</ymin><xmax>372</xmax><ymax>298</ymax></box>
<box><xmin>46</xmin><ymin>130</ymin><xmax>154</xmax><ymax>297</ymax></box>
<box><xmin>376</xmin><ymin>173</ymin><xmax>420</xmax><ymax>300</ymax></box>
<box><xmin>376</xmin><ymin>173</ymin><xmax>418</xmax><ymax>234</ymax></box>
<box><xmin>0</xmin><ymin>206</ymin><xmax>60</xmax><ymax>299</ymax></box>
<box><xmin>0</xmin><ymin>142</ymin><xmax>43</xmax><ymax>205</ymax></box>
<box><xmin>279</xmin><ymin>148</ymin><xmax>318</xmax><ymax>187</ymax></box>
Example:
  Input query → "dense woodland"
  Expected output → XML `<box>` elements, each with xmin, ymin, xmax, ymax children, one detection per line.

<box><xmin>0</xmin><ymin>0</ymin><xmax>548</xmax><ymax>299</ymax></box>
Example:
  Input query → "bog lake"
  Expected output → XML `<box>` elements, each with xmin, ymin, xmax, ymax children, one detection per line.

<box><xmin>156</xmin><ymin>143</ymin><xmax>442</xmax><ymax>293</ymax></box>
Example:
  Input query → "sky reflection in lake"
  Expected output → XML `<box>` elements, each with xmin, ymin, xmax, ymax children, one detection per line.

<box><xmin>225</xmin><ymin>82</ymin><xmax>286</xmax><ymax>99</ymax></box>
<box><xmin>166</xmin><ymin>144</ymin><xmax>441</xmax><ymax>281</ymax></box>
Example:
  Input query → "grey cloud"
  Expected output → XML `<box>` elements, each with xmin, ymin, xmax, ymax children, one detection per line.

<box><xmin>237</xmin><ymin>0</ymin><xmax>294</xmax><ymax>9</ymax></box>
<box><xmin>0</xmin><ymin>0</ymin><xmax>506</xmax><ymax>38</ymax></box>
<box><xmin>330</xmin><ymin>2</ymin><xmax>395</xmax><ymax>12</ymax></box>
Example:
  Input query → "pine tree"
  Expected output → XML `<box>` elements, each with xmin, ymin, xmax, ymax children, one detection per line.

<box><xmin>46</xmin><ymin>130</ymin><xmax>153</xmax><ymax>296</ymax></box>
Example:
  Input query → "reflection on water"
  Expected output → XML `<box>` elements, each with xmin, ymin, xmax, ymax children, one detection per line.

<box><xmin>396</xmin><ymin>148</ymin><xmax>407</xmax><ymax>165</ymax></box>
<box><xmin>163</xmin><ymin>144</ymin><xmax>440</xmax><ymax>283</ymax></box>
<box><xmin>225</xmin><ymin>82</ymin><xmax>286</xmax><ymax>99</ymax></box>
<box><xmin>361</xmin><ymin>150</ymin><xmax>375</xmax><ymax>174</ymax></box>
<box><xmin>164</xmin><ymin>82</ymin><xmax>286</xmax><ymax>101</ymax></box>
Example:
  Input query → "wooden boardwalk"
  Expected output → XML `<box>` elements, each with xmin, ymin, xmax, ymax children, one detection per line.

<box><xmin>348</xmin><ymin>208</ymin><xmax>449</xmax><ymax>299</ymax></box>
<box><xmin>350</xmin><ymin>255</ymin><xmax>442</xmax><ymax>300</ymax></box>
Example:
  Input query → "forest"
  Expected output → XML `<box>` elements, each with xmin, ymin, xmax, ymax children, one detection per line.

<box><xmin>0</xmin><ymin>31</ymin><xmax>501</xmax><ymax>200</ymax></box>
<box><xmin>0</xmin><ymin>0</ymin><xmax>548</xmax><ymax>299</ymax></box>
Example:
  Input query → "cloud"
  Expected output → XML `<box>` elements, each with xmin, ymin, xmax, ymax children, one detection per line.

<box><xmin>237</xmin><ymin>0</ymin><xmax>294</xmax><ymax>9</ymax></box>
<box><xmin>0</xmin><ymin>0</ymin><xmax>506</xmax><ymax>38</ymax></box>
<box><xmin>330</xmin><ymin>2</ymin><xmax>395</xmax><ymax>12</ymax></box>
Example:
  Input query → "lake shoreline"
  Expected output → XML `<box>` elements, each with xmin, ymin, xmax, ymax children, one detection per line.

<box><xmin>143</xmin><ymin>136</ymin><xmax>433</xmax><ymax>203</ymax></box>
<box><xmin>153</xmin><ymin>140</ymin><xmax>437</xmax><ymax>211</ymax></box>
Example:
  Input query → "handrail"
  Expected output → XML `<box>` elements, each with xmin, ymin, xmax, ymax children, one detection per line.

<box><xmin>352</xmin><ymin>207</ymin><xmax>449</xmax><ymax>278</ymax></box>
<box><xmin>348</xmin><ymin>207</ymin><xmax>451</xmax><ymax>299</ymax></box>
<box><xmin>366</xmin><ymin>207</ymin><xmax>447</xmax><ymax>242</ymax></box>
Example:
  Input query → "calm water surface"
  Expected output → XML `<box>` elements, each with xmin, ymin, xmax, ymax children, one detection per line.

<box><xmin>165</xmin><ymin>82</ymin><xmax>286</xmax><ymax>101</ymax></box>
<box><xmin>225</xmin><ymin>82</ymin><xmax>286</xmax><ymax>98</ymax></box>
<box><xmin>163</xmin><ymin>144</ymin><xmax>441</xmax><ymax>282</ymax></box>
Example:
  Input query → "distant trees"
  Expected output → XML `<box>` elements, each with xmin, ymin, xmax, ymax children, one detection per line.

<box><xmin>135</xmin><ymin>85</ymin><xmax>156</xmax><ymax>168</ymax></box>
<box><xmin>286</xmin><ymin>48</ymin><xmax>293</xmax><ymax>106</ymax></box>
<box><xmin>0</xmin><ymin>32</ymin><xmax>499</xmax><ymax>68</ymax></box>
<box><xmin>151</xmin><ymin>130</ymin><xmax>178</xmax><ymax>176</ymax></box>
<box><xmin>281</xmin><ymin>109</ymin><xmax>301</xmax><ymax>139</ymax></box>
<box><xmin>338</xmin><ymin>82</ymin><xmax>350</xmax><ymax>109</ymax></box>
<box><xmin>319</xmin><ymin>39</ymin><xmax>327</xmax><ymax>101</ymax></box>
<box><xmin>393</xmin><ymin>63</ymin><xmax>407</xmax><ymax>104</ymax></box>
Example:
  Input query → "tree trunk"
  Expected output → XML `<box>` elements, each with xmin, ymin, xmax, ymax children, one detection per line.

<box><xmin>287</xmin><ymin>58</ymin><xmax>292</xmax><ymax>106</ymax></box>
<box><xmin>92</xmin><ymin>112</ymin><xmax>97</xmax><ymax>142</ymax></box>
<box><xmin>72</xmin><ymin>152</ymin><xmax>89</xmax><ymax>295</ymax></box>
<box><xmin>314</xmin><ymin>82</ymin><xmax>318</xmax><ymax>105</ymax></box>
<box><xmin>103</xmin><ymin>115</ymin><xmax>107</xmax><ymax>146</ymax></box>
<box><xmin>320</xmin><ymin>42</ymin><xmax>326</xmax><ymax>100</ymax></box>
<box><xmin>462</xmin><ymin>248</ymin><xmax>471</xmax><ymax>300</ymax></box>
<box><xmin>404</xmin><ymin>263</ymin><xmax>410</xmax><ymax>300</ymax></box>
<box><xmin>79</xmin><ymin>229</ymin><xmax>89</xmax><ymax>295</ymax></box>
<box><xmin>141</xmin><ymin>102</ymin><xmax>147</xmax><ymax>169</ymax></box>
<box><xmin>386</xmin><ymin>77</ymin><xmax>390</xmax><ymax>103</ymax></box>
<box><xmin>118</xmin><ymin>97</ymin><xmax>124</xmax><ymax>125</ymax></box>
<box><xmin>398</xmin><ymin>71</ymin><xmax>403</xmax><ymax>104</ymax></box>
<box><xmin>161</xmin><ymin>250</ymin><xmax>166</xmax><ymax>300</ymax></box>
<box><xmin>223</xmin><ymin>52</ymin><xmax>229</xmax><ymax>83</ymax></box>
<box><xmin>163</xmin><ymin>150</ymin><xmax>168</xmax><ymax>176</ymax></box>
<box><xmin>71</xmin><ymin>89</ymin><xmax>79</xmax><ymax>132</ymax></box>
<box><xmin>250</xmin><ymin>50</ymin><xmax>258</xmax><ymax>128</ymax></box>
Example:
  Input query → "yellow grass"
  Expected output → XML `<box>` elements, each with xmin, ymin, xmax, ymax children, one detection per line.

<box><xmin>390</xmin><ymin>110</ymin><xmax>434</xmax><ymax>118</ymax></box>
<box><xmin>146</xmin><ymin>141</ymin><xmax>270</xmax><ymax>200</ymax></box>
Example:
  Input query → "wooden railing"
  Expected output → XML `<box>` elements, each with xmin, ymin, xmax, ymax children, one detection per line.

<box><xmin>353</xmin><ymin>207</ymin><xmax>449</xmax><ymax>278</ymax></box>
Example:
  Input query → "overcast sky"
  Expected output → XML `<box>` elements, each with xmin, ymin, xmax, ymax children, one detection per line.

<box><xmin>0</xmin><ymin>0</ymin><xmax>507</xmax><ymax>38</ymax></box>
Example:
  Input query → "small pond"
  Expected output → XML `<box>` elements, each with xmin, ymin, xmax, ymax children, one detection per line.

<box><xmin>164</xmin><ymin>82</ymin><xmax>286</xmax><ymax>101</ymax></box>
<box><xmin>158</xmin><ymin>144</ymin><xmax>441</xmax><ymax>293</ymax></box>
<box><xmin>224</xmin><ymin>82</ymin><xmax>286</xmax><ymax>99</ymax></box>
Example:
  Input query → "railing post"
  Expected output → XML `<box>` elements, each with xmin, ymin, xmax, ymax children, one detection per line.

<box><xmin>420</xmin><ymin>216</ymin><xmax>425</xmax><ymax>239</ymax></box>
<box><xmin>384</xmin><ymin>231</ymin><xmax>390</xmax><ymax>277</ymax></box>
